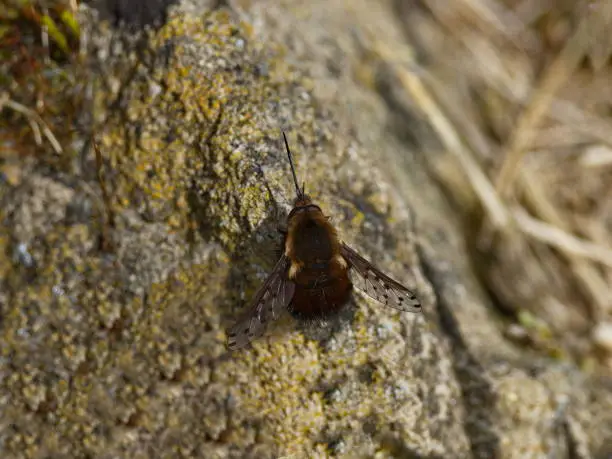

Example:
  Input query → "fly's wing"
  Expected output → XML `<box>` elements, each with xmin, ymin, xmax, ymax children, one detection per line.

<box><xmin>227</xmin><ymin>255</ymin><xmax>295</xmax><ymax>350</ymax></box>
<box><xmin>341</xmin><ymin>243</ymin><xmax>421</xmax><ymax>312</ymax></box>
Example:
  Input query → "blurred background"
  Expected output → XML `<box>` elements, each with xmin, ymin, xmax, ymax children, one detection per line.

<box><xmin>384</xmin><ymin>0</ymin><xmax>612</xmax><ymax>373</ymax></box>
<box><xmin>3</xmin><ymin>0</ymin><xmax>611</xmax><ymax>372</ymax></box>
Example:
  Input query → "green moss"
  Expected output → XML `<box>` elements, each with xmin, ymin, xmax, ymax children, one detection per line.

<box><xmin>0</xmin><ymin>0</ymin><xmax>82</xmax><ymax>167</ymax></box>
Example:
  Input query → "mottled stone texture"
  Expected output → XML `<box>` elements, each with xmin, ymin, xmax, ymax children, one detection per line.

<box><xmin>0</xmin><ymin>1</ymin><xmax>610</xmax><ymax>458</ymax></box>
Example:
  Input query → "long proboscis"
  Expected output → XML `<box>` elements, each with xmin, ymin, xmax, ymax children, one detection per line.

<box><xmin>282</xmin><ymin>131</ymin><xmax>305</xmax><ymax>200</ymax></box>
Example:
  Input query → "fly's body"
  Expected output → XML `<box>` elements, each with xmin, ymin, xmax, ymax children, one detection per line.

<box><xmin>227</xmin><ymin>132</ymin><xmax>422</xmax><ymax>350</ymax></box>
<box><xmin>284</xmin><ymin>203</ymin><xmax>352</xmax><ymax>320</ymax></box>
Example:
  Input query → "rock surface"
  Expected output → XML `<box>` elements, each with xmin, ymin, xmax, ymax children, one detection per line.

<box><xmin>0</xmin><ymin>1</ymin><xmax>611</xmax><ymax>458</ymax></box>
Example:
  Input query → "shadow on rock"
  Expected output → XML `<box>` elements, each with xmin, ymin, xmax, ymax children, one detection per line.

<box><xmin>420</xmin><ymin>256</ymin><xmax>501</xmax><ymax>459</ymax></box>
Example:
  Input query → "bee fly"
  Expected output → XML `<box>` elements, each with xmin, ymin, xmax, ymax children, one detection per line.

<box><xmin>227</xmin><ymin>132</ymin><xmax>422</xmax><ymax>350</ymax></box>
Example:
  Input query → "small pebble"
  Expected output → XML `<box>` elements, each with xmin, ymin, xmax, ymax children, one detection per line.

<box><xmin>592</xmin><ymin>322</ymin><xmax>612</xmax><ymax>352</ymax></box>
<box><xmin>149</xmin><ymin>81</ymin><xmax>162</xmax><ymax>99</ymax></box>
<box><xmin>14</xmin><ymin>243</ymin><xmax>34</xmax><ymax>268</ymax></box>
<box><xmin>505</xmin><ymin>324</ymin><xmax>531</xmax><ymax>345</ymax></box>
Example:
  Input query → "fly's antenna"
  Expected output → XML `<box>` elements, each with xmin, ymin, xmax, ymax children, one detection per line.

<box><xmin>282</xmin><ymin>131</ymin><xmax>305</xmax><ymax>200</ymax></box>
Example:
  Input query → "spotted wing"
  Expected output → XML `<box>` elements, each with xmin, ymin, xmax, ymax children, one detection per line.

<box><xmin>341</xmin><ymin>243</ymin><xmax>421</xmax><ymax>312</ymax></box>
<box><xmin>227</xmin><ymin>255</ymin><xmax>295</xmax><ymax>350</ymax></box>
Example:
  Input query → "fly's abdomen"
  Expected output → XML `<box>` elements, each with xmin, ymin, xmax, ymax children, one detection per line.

<box><xmin>289</xmin><ymin>267</ymin><xmax>352</xmax><ymax>320</ymax></box>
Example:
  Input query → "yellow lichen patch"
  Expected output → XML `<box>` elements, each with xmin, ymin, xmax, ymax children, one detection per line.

<box><xmin>216</xmin><ymin>336</ymin><xmax>326</xmax><ymax>455</ymax></box>
<box><xmin>351</xmin><ymin>208</ymin><xmax>366</xmax><ymax>228</ymax></box>
<box><xmin>0</xmin><ymin>234</ymin><xmax>11</xmax><ymax>280</ymax></box>
<box><xmin>97</xmin><ymin>10</ymin><xmax>304</xmax><ymax>253</ymax></box>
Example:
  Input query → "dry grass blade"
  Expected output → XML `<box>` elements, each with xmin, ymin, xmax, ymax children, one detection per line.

<box><xmin>369</xmin><ymin>40</ymin><xmax>509</xmax><ymax>228</ymax></box>
<box><xmin>0</xmin><ymin>92</ymin><xmax>63</xmax><ymax>155</ymax></box>
<box><xmin>585</xmin><ymin>1</ymin><xmax>612</xmax><ymax>70</ymax></box>
<box><xmin>512</xmin><ymin>207</ymin><xmax>612</xmax><ymax>269</ymax></box>
<box><xmin>547</xmin><ymin>99</ymin><xmax>612</xmax><ymax>148</ymax></box>
<box><xmin>519</xmin><ymin>168</ymin><xmax>612</xmax><ymax>317</ymax></box>
<box><xmin>458</xmin><ymin>0</ymin><xmax>539</xmax><ymax>50</ymax></box>
<box><xmin>494</xmin><ymin>3</ymin><xmax>610</xmax><ymax>196</ymax></box>
<box><xmin>513</xmin><ymin>0</ymin><xmax>556</xmax><ymax>26</ymax></box>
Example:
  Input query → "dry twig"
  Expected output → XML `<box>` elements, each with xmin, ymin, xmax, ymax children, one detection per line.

<box><xmin>0</xmin><ymin>92</ymin><xmax>63</xmax><ymax>155</ymax></box>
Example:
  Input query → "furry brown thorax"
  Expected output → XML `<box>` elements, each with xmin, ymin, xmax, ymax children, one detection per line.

<box><xmin>285</xmin><ymin>196</ymin><xmax>346</xmax><ymax>278</ymax></box>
